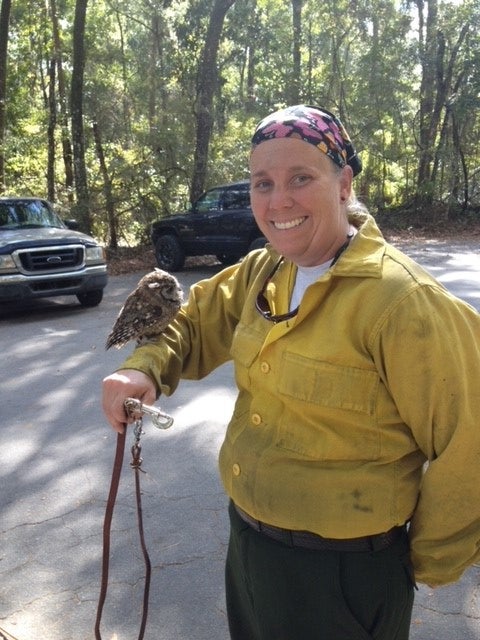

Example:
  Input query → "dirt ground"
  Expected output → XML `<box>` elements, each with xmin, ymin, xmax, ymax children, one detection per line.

<box><xmin>106</xmin><ymin>216</ymin><xmax>480</xmax><ymax>277</ymax></box>
<box><xmin>106</xmin><ymin>245</ymin><xmax>219</xmax><ymax>275</ymax></box>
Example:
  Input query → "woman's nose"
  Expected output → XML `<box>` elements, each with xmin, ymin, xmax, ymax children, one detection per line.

<box><xmin>269</xmin><ymin>186</ymin><xmax>294</xmax><ymax>210</ymax></box>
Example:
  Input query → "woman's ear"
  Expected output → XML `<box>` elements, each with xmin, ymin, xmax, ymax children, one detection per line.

<box><xmin>339</xmin><ymin>165</ymin><xmax>353</xmax><ymax>202</ymax></box>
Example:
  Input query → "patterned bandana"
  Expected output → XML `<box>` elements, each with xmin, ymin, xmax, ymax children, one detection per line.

<box><xmin>251</xmin><ymin>105</ymin><xmax>362</xmax><ymax>177</ymax></box>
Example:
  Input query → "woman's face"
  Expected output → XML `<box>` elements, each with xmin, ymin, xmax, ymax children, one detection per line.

<box><xmin>249</xmin><ymin>137</ymin><xmax>353</xmax><ymax>267</ymax></box>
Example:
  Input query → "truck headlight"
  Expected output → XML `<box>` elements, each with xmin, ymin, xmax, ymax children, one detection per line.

<box><xmin>85</xmin><ymin>245</ymin><xmax>106</xmax><ymax>264</ymax></box>
<box><xmin>0</xmin><ymin>254</ymin><xmax>17</xmax><ymax>273</ymax></box>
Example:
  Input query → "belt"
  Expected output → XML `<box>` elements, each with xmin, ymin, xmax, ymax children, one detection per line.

<box><xmin>234</xmin><ymin>504</ymin><xmax>405</xmax><ymax>552</ymax></box>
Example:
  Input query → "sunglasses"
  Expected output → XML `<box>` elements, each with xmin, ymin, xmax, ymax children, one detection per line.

<box><xmin>255</xmin><ymin>234</ymin><xmax>353</xmax><ymax>323</ymax></box>
<box><xmin>255</xmin><ymin>258</ymin><xmax>299</xmax><ymax>323</ymax></box>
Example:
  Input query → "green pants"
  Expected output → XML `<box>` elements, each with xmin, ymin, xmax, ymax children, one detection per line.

<box><xmin>225</xmin><ymin>502</ymin><xmax>414</xmax><ymax>640</ymax></box>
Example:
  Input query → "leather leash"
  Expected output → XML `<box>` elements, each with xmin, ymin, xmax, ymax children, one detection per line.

<box><xmin>95</xmin><ymin>400</ymin><xmax>174</xmax><ymax>640</ymax></box>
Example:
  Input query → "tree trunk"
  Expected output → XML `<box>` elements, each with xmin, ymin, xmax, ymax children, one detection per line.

<box><xmin>71</xmin><ymin>0</ymin><xmax>91</xmax><ymax>232</ymax></box>
<box><xmin>450</xmin><ymin>108</ymin><xmax>468</xmax><ymax>213</ymax></box>
<box><xmin>289</xmin><ymin>0</ymin><xmax>303</xmax><ymax>104</ymax></box>
<box><xmin>47</xmin><ymin>59</ymin><xmax>56</xmax><ymax>201</ymax></box>
<box><xmin>246</xmin><ymin>43</ymin><xmax>256</xmax><ymax>111</ymax></box>
<box><xmin>416</xmin><ymin>0</ymin><xmax>438</xmax><ymax>202</ymax></box>
<box><xmin>0</xmin><ymin>0</ymin><xmax>12</xmax><ymax>193</ymax></box>
<box><xmin>114</xmin><ymin>8</ymin><xmax>132</xmax><ymax>141</ymax></box>
<box><xmin>93</xmin><ymin>121</ymin><xmax>118</xmax><ymax>249</ymax></box>
<box><xmin>190</xmin><ymin>0</ymin><xmax>236</xmax><ymax>204</ymax></box>
<box><xmin>148</xmin><ymin>12</ymin><xmax>160</xmax><ymax>134</ymax></box>
<box><xmin>416</xmin><ymin>0</ymin><xmax>471</xmax><ymax>214</ymax></box>
<box><xmin>243</xmin><ymin>0</ymin><xmax>258</xmax><ymax>113</ymax></box>
<box><xmin>430</xmin><ymin>23</ymin><xmax>469</xmax><ymax>188</ymax></box>
<box><xmin>50</xmin><ymin>0</ymin><xmax>74</xmax><ymax>202</ymax></box>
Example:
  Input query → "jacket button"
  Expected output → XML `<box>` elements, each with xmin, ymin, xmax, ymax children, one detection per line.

<box><xmin>260</xmin><ymin>361</ymin><xmax>270</xmax><ymax>373</ymax></box>
<box><xmin>232</xmin><ymin>463</ymin><xmax>241</xmax><ymax>476</ymax></box>
<box><xmin>251</xmin><ymin>413</ymin><xmax>262</xmax><ymax>426</ymax></box>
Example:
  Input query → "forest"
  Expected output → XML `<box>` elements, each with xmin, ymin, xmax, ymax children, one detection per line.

<box><xmin>0</xmin><ymin>0</ymin><xmax>479</xmax><ymax>248</ymax></box>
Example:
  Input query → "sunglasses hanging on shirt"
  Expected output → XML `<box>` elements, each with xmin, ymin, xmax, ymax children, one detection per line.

<box><xmin>255</xmin><ymin>233</ymin><xmax>353</xmax><ymax>324</ymax></box>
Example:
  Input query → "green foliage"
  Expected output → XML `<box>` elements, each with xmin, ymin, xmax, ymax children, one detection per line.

<box><xmin>1</xmin><ymin>0</ymin><xmax>479</xmax><ymax>242</ymax></box>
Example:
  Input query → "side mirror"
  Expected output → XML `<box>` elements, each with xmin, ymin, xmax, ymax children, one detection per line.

<box><xmin>64</xmin><ymin>219</ymin><xmax>80</xmax><ymax>230</ymax></box>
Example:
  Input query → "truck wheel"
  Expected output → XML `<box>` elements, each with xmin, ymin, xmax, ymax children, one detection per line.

<box><xmin>216</xmin><ymin>254</ymin><xmax>241</xmax><ymax>265</ymax></box>
<box><xmin>77</xmin><ymin>289</ymin><xmax>103</xmax><ymax>307</ymax></box>
<box><xmin>155</xmin><ymin>235</ymin><xmax>185</xmax><ymax>271</ymax></box>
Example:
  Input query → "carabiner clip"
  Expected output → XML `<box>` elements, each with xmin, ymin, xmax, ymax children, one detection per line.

<box><xmin>124</xmin><ymin>397</ymin><xmax>174</xmax><ymax>430</ymax></box>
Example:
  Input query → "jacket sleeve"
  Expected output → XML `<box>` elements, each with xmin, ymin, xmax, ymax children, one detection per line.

<box><xmin>372</xmin><ymin>282</ymin><xmax>480</xmax><ymax>585</ymax></box>
<box><xmin>118</xmin><ymin>256</ymin><xmax>259</xmax><ymax>396</ymax></box>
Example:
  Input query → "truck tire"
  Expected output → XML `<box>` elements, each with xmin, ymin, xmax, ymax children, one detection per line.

<box><xmin>77</xmin><ymin>289</ymin><xmax>103</xmax><ymax>307</ymax></box>
<box><xmin>155</xmin><ymin>234</ymin><xmax>185</xmax><ymax>271</ymax></box>
<box><xmin>216</xmin><ymin>254</ymin><xmax>241</xmax><ymax>265</ymax></box>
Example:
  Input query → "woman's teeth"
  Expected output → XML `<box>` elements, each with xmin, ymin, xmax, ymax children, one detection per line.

<box><xmin>273</xmin><ymin>217</ymin><xmax>306</xmax><ymax>230</ymax></box>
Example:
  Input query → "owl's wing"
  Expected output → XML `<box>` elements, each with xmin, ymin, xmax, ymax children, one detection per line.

<box><xmin>105</xmin><ymin>293</ymin><xmax>174</xmax><ymax>350</ymax></box>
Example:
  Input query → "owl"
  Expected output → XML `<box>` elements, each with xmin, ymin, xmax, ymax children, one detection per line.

<box><xmin>105</xmin><ymin>268</ymin><xmax>183</xmax><ymax>350</ymax></box>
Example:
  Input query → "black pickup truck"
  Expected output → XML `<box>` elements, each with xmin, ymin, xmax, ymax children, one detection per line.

<box><xmin>151</xmin><ymin>181</ymin><xmax>266</xmax><ymax>271</ymax></box>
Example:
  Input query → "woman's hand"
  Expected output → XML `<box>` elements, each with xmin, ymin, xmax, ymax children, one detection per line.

<box><xmin>102</xmin><ymin>369</ymin><xmax>157</xmax><ymax>433</ymax></box>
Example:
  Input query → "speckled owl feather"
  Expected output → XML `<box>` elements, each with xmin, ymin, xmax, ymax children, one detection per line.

<box><xmin>105</xmin><ymin>268</ymin><xmax>183</xmax><ymax>350</ymax></box>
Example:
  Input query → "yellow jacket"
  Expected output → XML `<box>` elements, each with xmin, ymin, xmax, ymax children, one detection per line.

<box><xmin>121</xmin><ymin>213</ymin><xmax>480</xmax><ymax>586</ymax></box>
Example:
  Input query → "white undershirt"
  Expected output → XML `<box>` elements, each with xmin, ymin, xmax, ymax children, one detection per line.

<box><xmin>289</xmin><ymin>225</ymin><xmax>357</xmax><ymax>312</ymax></box>
<box><xmin>290</xmin><ymin>261</ymin><xmax>331</xmax><ymax>311</ymax></box>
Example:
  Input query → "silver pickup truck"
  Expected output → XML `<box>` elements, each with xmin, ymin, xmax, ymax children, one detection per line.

<box><xmin>0</xmin><ymin>197</ymin><xmax>108</xmax><ymax>307</ymax></box>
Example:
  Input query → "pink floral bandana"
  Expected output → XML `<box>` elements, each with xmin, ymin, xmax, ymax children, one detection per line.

<box><xmin>251</xmin><ymin>105</ymin><xmax>362</xmax><ymax>177</ymax></box>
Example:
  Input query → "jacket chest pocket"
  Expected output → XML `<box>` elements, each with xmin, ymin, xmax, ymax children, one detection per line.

<box><xmin>230</xmin><ymin>321</ymin><xmax>265</xmax><ymax>385</ymax></box>
<box><xmin>276</xmin><ymin>354</ymin><xmax>381</xmax><ymax>460</ymax></box>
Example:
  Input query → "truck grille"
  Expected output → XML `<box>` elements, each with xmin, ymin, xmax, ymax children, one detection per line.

<box><xmin>15</xmin><ymin>245</ymin><xmax>85</xmax><ymax>274</ymax></box>
<box><xmin>31</xmin><ymin>278</ymin><xmax>83</xmax><ymax>292</ymax></box>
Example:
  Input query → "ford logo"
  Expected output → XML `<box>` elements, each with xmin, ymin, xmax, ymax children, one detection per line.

<box><xmin>46</xmin><ymin>255</ymin><xmax>63</xmax><ymax>263</ymax></box>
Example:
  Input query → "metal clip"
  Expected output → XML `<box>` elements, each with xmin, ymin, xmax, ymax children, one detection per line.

<box><xmin>130</xmin><ymin>420</ymin><xmax>144</xmax><ymax>470</ymax></box>
<box><xmin>124</xmin><ymin>397</ymin><xmax>174</xmax><ymax>430</ymax></box>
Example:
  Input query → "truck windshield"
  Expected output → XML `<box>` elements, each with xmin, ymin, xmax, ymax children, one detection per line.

<box><xmin>0</xmin><ymin>200</ymin><xmax>65</xmax><ymax>230</ymax></box>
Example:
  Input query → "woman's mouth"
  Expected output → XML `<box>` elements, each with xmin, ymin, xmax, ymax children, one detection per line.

<box><xmin>273</xmin><ymin>216</ymin><xmax>307</xmax><ymax>230</ymax></box>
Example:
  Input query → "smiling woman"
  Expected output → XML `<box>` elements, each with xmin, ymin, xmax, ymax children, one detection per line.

<box><xmin>102</xmin><ymin>104</ymin><xmax>480</xmax><ymax>640</ymax></box>
<box><xmin>249</xmin><ymin>138</ymin><xmax>353</xmax><ymax>266</ymax></box>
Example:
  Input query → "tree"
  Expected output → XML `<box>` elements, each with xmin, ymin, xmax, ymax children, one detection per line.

<box><xmin>413</xmin><ymin>0</ymin><xmax>475</xmax><ymax>217</ymax></box>
<box><xmin>50</xmin><ymin>0</ymin><xmax>74</xmax><ymax>202</ymax></box>
<box><xmin>0</xmin><ymin>0</ymin><xmax>12</xmax><ymax>192</ymax></box>
<box><xmin>93</xmin><ymin>121</ymin><xmax>117</xmax><ymax>248</ymax></box>
<box><xmin>71</xmin><ymin>0</ymin><xmax>91</xmax><ymax>232</ymax></box>
<box><xmin>289</xmin><ymin>0</ymin><xmax>302</xmax><ymax>104</ymax></box>
<box><xmin>0</xmin><ymin>0</ymin><xmax>478</xmax><ymax>238</ymax></box>
<box><xmin>47</xmin><ymin>58</ymin><xmax>56</xmax><ymax>201</ymax></box>
<box><xmin>190</xmin><ymin>0</ymin><xmax>236</xmax><ymax>203</ymax></box>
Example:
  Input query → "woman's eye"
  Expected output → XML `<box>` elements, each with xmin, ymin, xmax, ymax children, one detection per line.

<box><xmin>252</xmin><ymin>180</ymin><xmax>272</xmax><ymax>191</ymax></box>
<box><xmin>292</xmin><ymin>175</ymin><xmax>310</xmax><ymax>186</ymax></box>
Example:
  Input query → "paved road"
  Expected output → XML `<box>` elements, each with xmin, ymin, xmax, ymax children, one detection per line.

<box><xmin>0</xmin><ymin>238</ymin><xmax>479</xmax><ymax>640</ymax></box>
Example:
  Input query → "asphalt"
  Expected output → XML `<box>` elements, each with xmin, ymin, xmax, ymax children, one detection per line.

<box><xmin>0</xmin><ymin>236</ymin><xmax>479</xmax><ymax>640</ymax></box>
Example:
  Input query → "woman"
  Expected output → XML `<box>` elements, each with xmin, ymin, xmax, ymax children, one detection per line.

<box><xmin>102</xmin><ymin>105</ymin><xmax>480</xmax><ymax>640</ymax></box>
